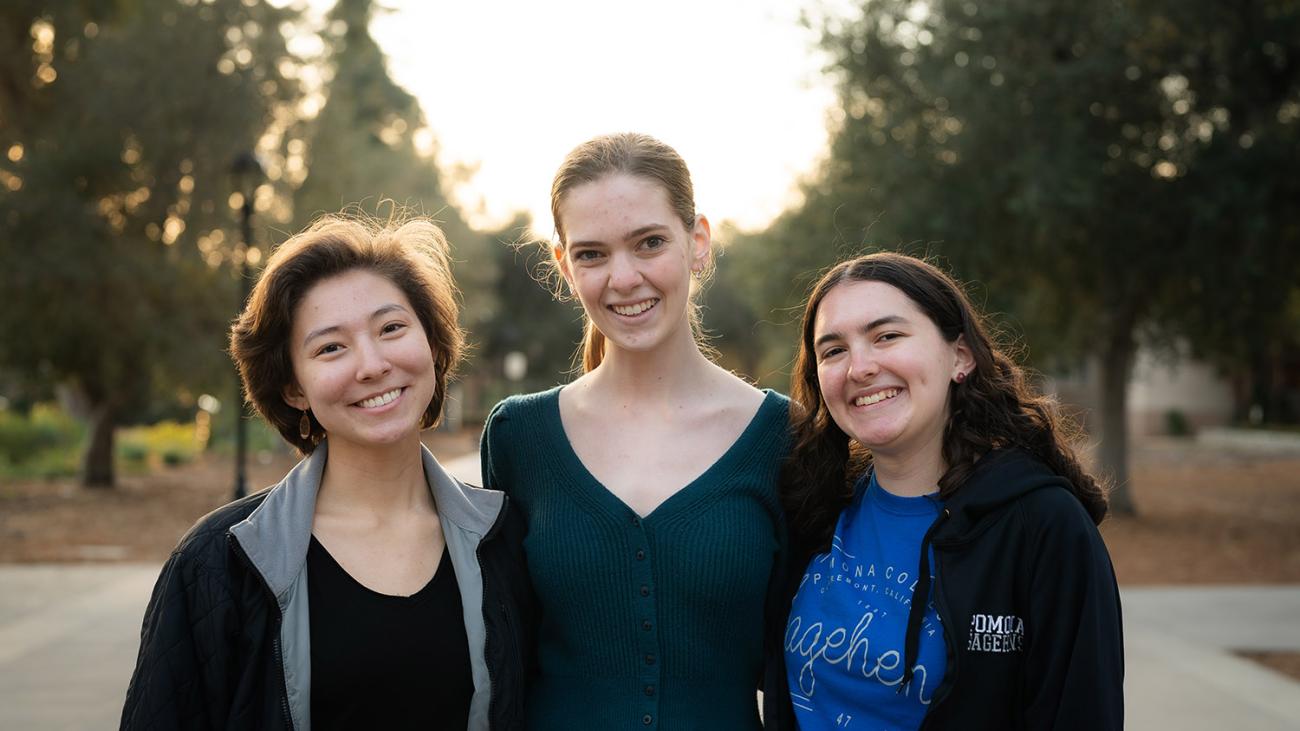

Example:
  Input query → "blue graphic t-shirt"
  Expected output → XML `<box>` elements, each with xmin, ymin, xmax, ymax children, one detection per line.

<box><xmin>784</xmin><ymin>472</ymin><xmax>947</xmax><ymax>731</ymax></box>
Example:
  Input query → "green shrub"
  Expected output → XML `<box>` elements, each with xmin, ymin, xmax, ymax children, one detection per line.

<box><xmin>0</xmin><ymin>404</ymin><xmax>82</xmax><ymax>465</ymax></box>
<box><xmin>122</xmin><ymin>443</ymin><xmax>149</xmax><ymax>461</ymax></box>
<box><xmin>0</xmin><ymin>405</ymin><xmax>83</xmax><ymax>479</ymax></box>
<box><xmin>0</xmin><ymin>446</ymin><xmax>81</xmax><ymax>481</ymax></box>
<box><xmin>1165</xmin><ymin>409</ymin><xmax>1193</xmax><ymax>437</ymax></box>
<box><xmin>118</xmin><ymin>420</ymin><xmax>199</xmax><ymax>468</ymax></box>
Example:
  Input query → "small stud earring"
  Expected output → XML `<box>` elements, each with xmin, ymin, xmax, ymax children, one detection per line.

<box><xmin>955</xmin><ymin>371</ymin><xmax>967</xmax><ymax>384</ymax></box>
<box><xmin>299</xmin><ymin>410</ymin><xmax>312</xmax><ymax>440</ymax></box>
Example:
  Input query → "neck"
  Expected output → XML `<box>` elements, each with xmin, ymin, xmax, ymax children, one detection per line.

<box><xmin>585</xmin><ymin>319</ymin><xmax>719</xmax><ymax>403</ymax></box>
<box><xmin>870</xmin><ymin>431</ymin><xmax>948</xmax><ymax>498</ymax></box>
<box><xmin>315</xmin><ymin>435</ymin><xmax>433</xmax><ymax>520</ymax></box>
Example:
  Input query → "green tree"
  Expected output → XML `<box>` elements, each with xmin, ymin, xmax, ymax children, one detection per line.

<box><xmin>477</xmin><ymin>216</ymin><xmax>584</xmax><ymax>399</ymax></box>
<box><xmin>291</xmin><ymin>0</ymin><xmax>497</xmax><ymax>404</ymax></box>
<box><xmin>0</xmin><ymin>0</ymin><xmax>301</xmax><ymax>486</ymax></box>
<box><xmin>747</xmin><ymin>0</ymin><xmax>1300</xmax><ymax>513</ymax></box>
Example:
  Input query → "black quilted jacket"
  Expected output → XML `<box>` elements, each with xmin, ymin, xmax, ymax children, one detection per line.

<box><xmin>120</xmin><ymin>446</ymin><xmax>533</xmax><ymax>730</ymax></box>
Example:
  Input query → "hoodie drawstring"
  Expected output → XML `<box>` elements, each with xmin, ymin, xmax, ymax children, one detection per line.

<box><xmin>899</xmin><ymin>507</ymin><xmax>949</xmax><ymax>694</ymax></box>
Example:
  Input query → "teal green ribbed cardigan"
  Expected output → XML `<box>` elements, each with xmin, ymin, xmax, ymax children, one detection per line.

<box><xmin>480</xmin><ymin>387</ymin><xmax>790</xmax><ymax>730</ymax></box>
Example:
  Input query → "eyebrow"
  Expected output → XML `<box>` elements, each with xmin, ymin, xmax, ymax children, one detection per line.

<box><xmin>813</xmin><ymin>314</ymin><xmax>908</xmax><ymax>349</ymax></box>
<box><xmin>302</xmin><ymin>303</ymin><xmax>410</xmax><ymax>347</ymax></box>
<box><xmin>569</xmin><ymin>223</ymin><xmax>670</xmax><ymax>249</ymax></box>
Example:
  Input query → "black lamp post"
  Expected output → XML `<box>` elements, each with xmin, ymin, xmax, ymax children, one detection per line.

<box><xmin>230</xmin><ymin>151</ymin><xmax>263</xmax><ymax>500</ymax></box>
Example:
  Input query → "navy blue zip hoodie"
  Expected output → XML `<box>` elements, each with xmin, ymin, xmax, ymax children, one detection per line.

<box><xmin>766</xmin><ymin>448</ymin><xmax>1124</xmax><ymax>730</ymax></box>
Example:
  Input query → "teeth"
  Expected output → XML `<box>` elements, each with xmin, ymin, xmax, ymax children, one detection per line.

<box><xmin>855</xmin><ymin>389</ymin><xmax>899</xmax><ymax>407</ymax></box>
<box><xmin>358</xmin><ymin>388</ymin><xmax>402</xmax><ymax>409</ymax></box>
<box><xmin>611</xmin><ymin>299</ymin><xmax>658</xmax><ymax>316</ymax></box>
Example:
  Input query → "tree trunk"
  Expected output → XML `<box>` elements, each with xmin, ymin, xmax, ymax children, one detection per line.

<box><xmin>83</xmin><ymin>402</ymin><xmax>115</xmax><ymax>488</ymax></box>
<box><xmin>1098</xmin><ymin>331</ymin><xmax>1137</xmax><ymax>516</ymax></box>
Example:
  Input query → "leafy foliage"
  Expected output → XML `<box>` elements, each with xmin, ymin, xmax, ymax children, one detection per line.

<box><xmin>0</xmin><ymin>0</ymin><xmax>301</xmax><ymax>484</ymax></box>
<box><xmin>290</xmin><ymin>0</ymin><xmax>499</xmax><ymax>392</ymax></box>
<box><xmin>739</xmin><ymin>0</ymin><xmax>1300</xmax><ymax>511</ymax></box>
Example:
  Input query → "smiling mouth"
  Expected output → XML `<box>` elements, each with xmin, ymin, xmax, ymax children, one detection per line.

<box><xmin>609</xmin><ymin>298</ymin><xmax>659</xmax><ymax>316</ymax></box>
<box><xmin>854</xmin><ymin>388</ymin><xmax>900</xmax><ymax>407</ymax></box>
<box><xmin>355</xmin><ymin>387</ymin><xmax>404</xmax><ymax>409</ymax></box>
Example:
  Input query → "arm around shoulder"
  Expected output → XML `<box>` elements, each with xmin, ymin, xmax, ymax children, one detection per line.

<box><xmin>1020</xmin><ymin>487</ymin><xmax>1124</xmax><ymax>730</ymax></box>
<box><xmin>479</xmin><ymin>398</ymin><xmax>515</xmax><ymax>493</ymax></box>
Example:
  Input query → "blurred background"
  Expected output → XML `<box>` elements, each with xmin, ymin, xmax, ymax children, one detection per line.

<box><xmin>1</xmin><ymin>0</ymin><xmax>1298</xmax><ymax>535</ymax></box>
<box><xmin>2</xmin><ymin>0</ymin><xmax>1299</xmax><ymax>726</ymax></box>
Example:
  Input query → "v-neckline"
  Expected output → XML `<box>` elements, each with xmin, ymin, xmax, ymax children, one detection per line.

<box><xmin>542</xmin><ymin>387</ymin><xmax>780</xmax><ymax>521</ymax></box>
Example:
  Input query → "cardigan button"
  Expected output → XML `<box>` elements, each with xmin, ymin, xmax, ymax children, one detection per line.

<box><xmin>645</xmin><ymin>653</ymin><xmax>656</xmax><ymax>665</ymax></box>
<box><xmin>635</xmin><ymin>549</ymin><xmax>645</xmax><ymax>561</ymax></box>
<box><xmin>640</xmin><ymin>585</ymin><xmax>650</xmax><ymax>597</ymax></box>
<box><xmin>643</xmin><ymin>714</ymin><xmax>653</xmax><ymax>725</ymax></box>
<box><xmin>631</xmin><ymin>517</ymin><xmax>641</xmax><ymax>526</ymax></box>
<box><xmin>642</xmin><ymin>620</ymin><xmax>653</xmax><ymax>631</ymax></box>
<box><xmin>644</xmin><ymin>684</ymin><xmax>655</xmax><ymax>696</ymax></box>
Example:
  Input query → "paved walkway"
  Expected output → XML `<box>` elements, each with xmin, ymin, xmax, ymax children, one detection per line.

<box><xmin>2</xmin><ymin>454</ymin><xmax>1297</xmax><ymax>729</ymax></box>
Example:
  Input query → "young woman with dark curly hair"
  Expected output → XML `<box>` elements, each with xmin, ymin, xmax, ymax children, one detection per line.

<box><xmin>772</xmin><ymin>252</ymin><xmax>1123</xmax><ymax>731</ymax></box>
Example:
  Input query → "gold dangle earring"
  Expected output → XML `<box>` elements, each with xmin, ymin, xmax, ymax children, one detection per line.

<box><xmin>299</xmin><ymin>410</ymin><xmax>312</xmax><ymax>440</ymax></box>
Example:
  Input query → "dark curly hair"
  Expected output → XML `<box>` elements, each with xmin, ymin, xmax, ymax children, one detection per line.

<box><xmin>229</xmin><ymin>214</ymin><xmax>463</xmax><ymax>454</ymax></box>
<box><xmin>782</xmin><ymin>252</ymin><xmax>1108</xmax><ymax>559</ymax></box>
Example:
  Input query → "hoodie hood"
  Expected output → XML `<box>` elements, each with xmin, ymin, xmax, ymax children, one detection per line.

<box><xmin>933</xmin><ymin>447</ymin><xmax>1075</xmax><ymax>545</ymax></box>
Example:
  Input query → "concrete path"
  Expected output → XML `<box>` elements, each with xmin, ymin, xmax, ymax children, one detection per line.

<box><xmin>1</xmin><ymin>453</ymin><xmax>1295</xmax><ymax>729</ymax></box>
<box><xmin>1123</xmin><ymin>586</ymin><xmax>1300</xmax><ymax>729</ymax></box>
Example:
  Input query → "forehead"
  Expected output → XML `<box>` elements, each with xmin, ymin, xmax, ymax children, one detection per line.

<box><xmin>559</xmin><ymin>173</ymin><xmax>679</xmax><ymax>240</ymax></box>
<box><xmin>813</xmin><ymin>279</ymin><xmax>926</xmax><ymax>337</ymax></box>
<box><xmin>292</xmin><ymin>269</ymin><xmax>410</xmax><ymax>331</ymax></box>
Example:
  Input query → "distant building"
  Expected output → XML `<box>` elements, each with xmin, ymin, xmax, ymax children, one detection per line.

<box><xmin>1045</xmin><ymin>341</ymin><xmax>1236</xmax><ymax>437</ymax></box>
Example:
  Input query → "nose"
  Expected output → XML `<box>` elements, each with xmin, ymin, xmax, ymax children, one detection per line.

<box><xmin>354</xmin><ymin>337</ymin><xmax>392</xmax><ymax>381</ymax></box>
<box><xmin>607</xmin><ymin>251</ymin><xmax>643</xmax><ymax>292</ymax></box>
<box><xmin>846</xmin><ymin>347</ymin><xmax>878</xmax><ymax>383</ymax></box>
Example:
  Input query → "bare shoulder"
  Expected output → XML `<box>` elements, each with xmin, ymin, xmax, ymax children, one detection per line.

<box><xmin>702</xmin><ymin>364</ymin><xmax>768</xmax><ymax>417</ymax></box>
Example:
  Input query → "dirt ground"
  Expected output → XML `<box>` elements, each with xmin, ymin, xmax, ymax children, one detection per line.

<box><xmin>0</xmin><ymin>429</ymin><xmax>480</xmax><ymax>563</ymax></box>
<box><xmin>2</xmin><ymin>432</ymin><xmax>1299</xmax><ymax>680</ymax></box>
<box><xmin>1</xmin><ymin>433</ymin><xmax>1298</xmax><ymax>581</ymax></box>
<box><xmin>1099</xmin><ymin>438</ymin><xmax>1300</xmax><ymax>585</ymax></box>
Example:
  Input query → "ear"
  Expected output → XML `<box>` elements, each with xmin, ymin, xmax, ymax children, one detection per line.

<box><xmin>689</xmin><ymin>215</ymin><xmax>712</xmax><ymax>272</ymax></box>
<box><xmin>952</xmin><ymin>334</ymin><xmax>976</xmax><ymax>380</ymax></box>
<box><xmin>554</xmin><ymin>244</ymin><xmax>573</xmax><ymax>286</ymax></box>
<box><xmin>282</xmin><ymin>382</ymin><xmax>309</xmax><ymax>412</ymax></box>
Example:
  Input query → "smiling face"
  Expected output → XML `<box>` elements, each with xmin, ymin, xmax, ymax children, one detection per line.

<box><xmin>556</xmin><ymin>173</ymin><xmax>709</xmax><ymax>356</ymax></box>
<box><xmin>282</xmin><ymin>269</ymin><xmax>436</xmax><ymax>453</ymax></box>
<box><xmin>812</xmin><ymin>279</ymin><xmax>973</xmax><ymax>463</ymax></box>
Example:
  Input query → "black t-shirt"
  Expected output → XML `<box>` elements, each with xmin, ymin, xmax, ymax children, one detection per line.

<box><xmin>307</xmin><ymin>535</ymin><xmax>474</xmax><ymax>729</ymax></box>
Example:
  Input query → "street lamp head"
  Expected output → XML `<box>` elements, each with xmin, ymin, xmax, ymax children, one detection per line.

<box><xmin>229</xmin><ymin>151</ymin><xmax>265</xmax><ymax>201</ymax></box>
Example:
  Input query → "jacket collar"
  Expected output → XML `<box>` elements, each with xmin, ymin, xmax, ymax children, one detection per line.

<box><xmin>934</xmin><ymin>448</ymin><xmax>1073</xmax><ymax>544</ymax></box>
<box><xmin>228</xmin><ymin>439</ymin><xmax>504</xmax><ymax>606</ymax></box>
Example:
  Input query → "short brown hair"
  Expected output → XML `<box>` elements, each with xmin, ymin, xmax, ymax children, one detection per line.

<box><xmin>230</xmin><ymin>214</ymin><xmax>463</xmax><ymax>454</ymax></box>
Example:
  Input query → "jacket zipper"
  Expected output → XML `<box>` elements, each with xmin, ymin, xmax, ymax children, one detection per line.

<box><xmin>919</xmin><ymin>510</ymin><xmax>957</xmax><ymax>731</ymax></box>
<box><xmin>477</xmin><ymin>494</ymin><xmax>510</xmax><ymax>729</ymax></box>
<box><xmin>228</xmin><ymin>533</ymin><xmax>296</xmax><ymax>731</ymax></box>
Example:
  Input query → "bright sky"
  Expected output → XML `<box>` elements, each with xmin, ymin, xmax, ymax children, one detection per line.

<box><xmin>335</xmin><ymin>1</ymin><xmax>840</xmax><ymax>235</ymax></box>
